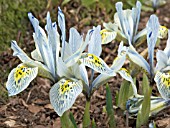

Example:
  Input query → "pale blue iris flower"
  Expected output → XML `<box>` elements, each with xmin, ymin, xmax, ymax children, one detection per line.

<box><xmin>125</xmin><ymin>15</ymin><xmax>170</xmax><ymax>116</ymax></box>
<box><xmin>126</xmin><ymin>14</ymin><xmax>170</xmax><ymax>100</ymax></box>
<box><xmin>101</xmin><ymin>1</ymin><xmax>168</xmax><ymax>45</ymax></box>
<box><xmin>145</xmin><ymin>0</ymin><xmax>167</xmax><ymax>12</ymax></box>
<box><xmin>6</xmin><ymin>8</ymin><xmax>136</xmax><ymax>116</ymax></box>
<box><xmin>154</xmin><ymin>30</ymin><xmax>170</xmax><ymax>99</ymax></box>
<box><xmin>101</xmin><ymin>1</ymin><xmax>141</xmax><ymax>45</ymax></box>
<box><xmin>6</xmin><ymin>9</ymin><xmax>111</xmax><ymax>116</ymax></box>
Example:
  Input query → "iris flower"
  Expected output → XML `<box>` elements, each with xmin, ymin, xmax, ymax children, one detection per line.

<box><xmin>154</xmin><ymin>30</ymin><xmax>170</xmax><ymax>99</ymax></box>
<box><xmin>101</xmin><ymin>1</ymin><xmax>168</xmax><ymax>45</ymax></box>
<box><xmin>6</xmin><ymin>8</ymin><xmax>111</xmax><ymax>116</ymax></box>
<box><xmin>124</xmin><ymin>15</ymin><xmax>170</xmax><ymax>116</ymax></box>
<box><xmin>6</xmin><ymin>8</ymin><xmax>136</xmax><ymax>116</ymax></box>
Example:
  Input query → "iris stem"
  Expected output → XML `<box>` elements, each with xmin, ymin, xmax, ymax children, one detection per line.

<box><xmin>60</xmin><ymin>111</ymin><xmax>75</xmax><ymax>128</ymax></box>
<box><xmin>89</xmin><ymin>69</ymin><xmax>95</xmax><ymax>97</ymax></box>
<box><xmin>83</xmin><ymin>99</ymin><xmax>91</xmax><ymax>128</ymax></box>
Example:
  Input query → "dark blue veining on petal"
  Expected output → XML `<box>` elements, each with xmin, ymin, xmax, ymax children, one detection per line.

<box><xmin>89</xmin><ymin>29</ymin><xmax>94</xmax><ymax>36</ymax></box>
<box><xmin>149</xmin><ymin>31</ymin><xmax>152</xmax><ymax>38</ymax></box>
<box><xmin>128</xmin><ymin>30</ymin><xmax>130</xmax><ymax>35</ymax></box>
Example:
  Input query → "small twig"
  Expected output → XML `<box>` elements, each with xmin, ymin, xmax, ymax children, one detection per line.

<box><xmin>95</xmin><ymin>93</ymin><xmax>105</xmax><ymax>100</ymax></box>
<box><xmin>140</xmin><ymin>48</ymin><xmax>148</xmax><ymax>58</ymax></box>
<box><xmin>126</xmin><ymin>111</ymin><xmax>129</xmax><ymax>128</ymax></box>
<box><xmin>104</xmin><ymin>54</ymin><xmax>110</xmax><ymax>62</ymax></box>
<box><xmin>16</xmin><ymin>31</ymin><xmax>21</xmax><ymax>43</ymax></box>
<box><xmin>19</xmin><ymin>99</ymin><xmax>28</xmax><ymax>108</ymax></box>
<box><xmin>72</xmin><ymin>104</ymin><xmax>85</xmax><ymax>111</ymax></box>
<box><xmin>26</xmin><ymin>86</ymin><xmax>37</xmax><ymax>103</ymax></box>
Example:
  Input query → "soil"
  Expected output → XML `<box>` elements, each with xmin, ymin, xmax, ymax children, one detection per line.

<box><xmin>0</xmin><ymin>1</ymin><xmax>170</xmax><ymax>128</ymax></box>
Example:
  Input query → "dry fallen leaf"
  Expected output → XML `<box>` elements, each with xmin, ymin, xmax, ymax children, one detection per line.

<box><xmin>33</xmin><ymin>125</ymin><xmax>46</xmax><ymax>128</ymax></box>
<box><xmin>28</xmin><ymin>105</ymin><xmax>42</xmax><ymax>114</ymax></box>
<box><xmin>4</xmin><ymin>120</ymin><xmax>16</xmax><ymax>127</ymax></box>
<box><xmin>44</xmin><ymin>104</ymin><xmax>53</xmax><ymax>109</ymax></box>
<box><xmin>0</xmin><ymin>105</ymin><xmax>7</xmax><ymax>112</ymax></box>
<box><xmin>53</xmin><ymin>118</ymin><xmax>61</xmax><ymax>128</ymax></box>
<box><xmin>157</xmin><ymin>118</ymin><xmax>170</xmax><ymax>128</ymax></box>
<box><xmin>37</xmin><ymin>77</ymin><xmax>51</xmax><ymax>89</ymax></box>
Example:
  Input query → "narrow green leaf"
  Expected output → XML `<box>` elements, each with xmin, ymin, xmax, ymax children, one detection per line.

<box><xmin>142</xmin><ymin>73</ymin><xmax>149</xmax><ymax>95</ymax></box>
<box><xmin>83</xmin><ymin>99</ymin><xmax>91</xmax><ymax>128</ymax></box>
<box><xmin>106</xmin><ymin>83</ymin><xmax>116</xmax><ymax>128</ymax></box>
<box><xmin>69</xmin><ymin>112</ymin><xmax>77</xmax><ymax>128</ymax></box>
<box><xmin>115</xmin><ymin>91</ymin><xmax>119</xmax><ymax>106</ymax></box>
<box><xmin>136</xmin><ymin>75</ymin><xmax>151</xmax><ymax>128</ymax></box>
<box><xmin>60</xmin><ymin>111</ymin><xmax>75</xmax><ymax>128</ymax></box>
<box><xmin>118</xmin><ymin>80</ymin><xmax>134</xmax><ymax>110</ymax></box>
<box><xmin>92</xmin><ymin>118</ymin><xmax>96</xmax><ymax>128</ymax></box>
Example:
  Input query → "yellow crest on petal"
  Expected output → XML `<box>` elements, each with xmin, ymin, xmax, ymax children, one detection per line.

<box><xmin>154</xmin><ymin>71</ymin><xmax>170</xmax><ymax>99</ymax></box>
<box><xmin>80</xmin><ymin>53</ymin><xmax>111</xmax><ymax>74</ymax></box>
<box><xmin>50</xmin><ymin>78</ymin><xmax>83</xmax><ymax>116</ymax></box>
<box><xmin>120</xmin><ymin>68</ymin><xmax>131</xmax><ymax>77</ymax></box>
<box><xmin>6</xmin><ymin>63</ymin><xmax>38</xmax><ymax>96</ymax></box>
<box><xmin>158</xmin><ymin>26</ymin><xmax>168</xmax><ymax>39</ymax></box>
<box><xmin>59</xmin><ymin>79</ymin><xmax>75</xmax><ymax>94</ymax></box>
<box><xmin>14</xmin><ymin>65</ymin><xmax>32</xmax><ymax>86</ymax></box>
<box><xmin>100</xmin><ymin>29</ymin><xmax>117</xmax><ymax>44</ymax></box>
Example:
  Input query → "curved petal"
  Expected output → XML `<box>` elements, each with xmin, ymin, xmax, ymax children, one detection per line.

<box><xmin>146</xmin><ymin>14</ymin><xmax>159</xmax><ymax>77</ymax></box>
<box><xmin>92</xmin><ymin>73</ymin><xmax>116</xmax><ymax>91</ymax></box>
<box><xmin>103</xmin><ymin>22</ymin><xmax>118</xmax><ymax>31</ymax></box>
<box><xmin>100</xmin><ymin>29</ymin><xmax>117</xmax><ymax>44</ymax></box>
<box><xmin>28</xmin><ymin>13</ymin><xmax>56</xmax><ymax>77</ymax></box>
<box><xmin>132</xmin><ymin>1</ymin><xmax>141</xmax><ymax>36</ymax></box>
<box><xmin>128</xmin><ymin>45</ymin><xmax>150</xmax><ymax>74</ymax></box>
<box><xmin>6</xmin><ymin>63</ymin><xmax>38</xmax><ymax>96</ymax></box>
<box><xmin>118</xmin><ymin>41</ymin><xmax>129</xmax><ymax>56</ymax></box>
<box><xmin>115</xmin><ymin>3</ymin><xmax>131</xmax><ymax>43</ymax></box>
<box><xmin>79</xmin><ymin>53</ymin><xmax>111</xmax><ymax>74</ymax></box>
<box><xmin>125</xmin><ymin>10</ymin><xmax>134</xmax><ymax>40</ymax></box>
<box><xmin>63</xmin><ymin>42</ymin><xmax>73</xmax><ymax>61</ymax></box>
<box><xmin>31</xmin><ymin>49</ymin><xmax>43</xmax><ymax>62</ymax></box>
<box><xmin>69</xmin><ymin>27</ymin><xmax>83</xmax><ymax>54</ymax></box>
<box><xmin>58</xmin><ymin>7</ymin><xmax>66</xmax><ymax>59</ymax></box>
<box><xmin>11</xmin><ymin>40</ymin><xmax>32</xmax><ymax>63</ymax></box>
<box><xmin>49</xmin><ymin>78</ymin><xmax>83</xmax><ymax>116</ymax></box>
<box><xmin>88</xmin><ymin>25</ymin><xmax>102</xmax><ymax>56</ymax></box>
<box><xmin>155</xmin><ymin>50</ymin><xmax>168</xmax><ymax>71</ymax></box>
<box><xmin>57</xmin><ymin>57</ymin><xmax>73</xmax><ymax>78</ymax></box>
<box><xmin>46</xmin><ymin>12</ymin><xmax>60</xmax><ymax>63</ymax></box>
<box><xmin>11</xmin><ymin>41</ymin><xmax>55</xmax><ymax>81</ymax></box>
<box><xmin>111</xmin><ymin>54</ymin><xmax>126</xmax><ymax>72</ymax></box>
<box><xmin>115</xmin><ymin>3</ymin><xmax>128</xmax><ymax>34</ymax></box>
<box><xmin>71</xmin><ymin>63</ymin><xmax>89</xmax><ymax>86</ymax></box>
<box><xmin>158</xmin><ymin>26</ymin><xmax>168</xmax><ymax>39</ymax></box>
<box><xmin>70</xmin><ymin>63</ymin><xmax>89</xmax><ymax>93</ymax></box>
<box><xmin>154</xmin><ymin>71</ymin><xmax>170</xmax><ymax>99</ymax></box>
<box><xmin>164</xmin><ymin>30</ymin><xmax>170</xmax><ymax>57</ymax></box>
<box><xmin>65</xmin><ymin>40</ymin><xmax>88</xmax><ymax>67</ymax></box>
<box><xmin>133</xmin><ymin>28</ymin><xmax>147</xmax><ymax>43</ymax></box>
<box><xmin>92</xmin><ymin>50</ymin><xmax>126</xmax><ymax>91</ymax></box>
<box><xmin>79</xmin><ymin>64</ymin><xmax>89</xmax><ymax>86</ymax></box>
<box><xmin>117</xmin><ymin>68</ymin><xmax>137</xmax><ymax>96</ymax></box>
